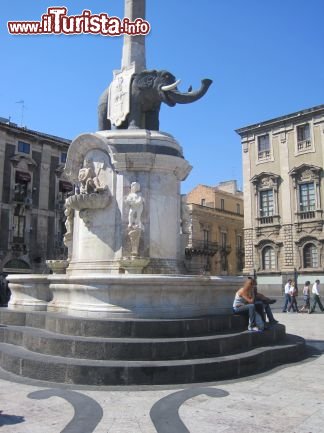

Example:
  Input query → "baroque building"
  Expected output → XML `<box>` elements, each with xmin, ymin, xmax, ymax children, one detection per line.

<box><xmin>0</xmin><ymin>117</ymin><xmax>72</xmax><ymax>278</ymax></box>
<box><xmin>236</xmin><ymin>104</ymin><xmax>324</xmax><ymax>290</ymax></box>
<box><xmin>183</xmin><ymin>180</ymin><xmax>244</xmax><ymax>275</ymax></box>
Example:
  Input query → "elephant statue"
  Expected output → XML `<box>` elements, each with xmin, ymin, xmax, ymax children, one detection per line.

<box><xmin>98</xmin><ymin>70</ymin><xmax>212</xmax><ymax>131</ymax></box>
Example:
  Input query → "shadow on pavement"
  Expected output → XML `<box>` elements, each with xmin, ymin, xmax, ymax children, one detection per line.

<box><xmin>305</xmin><ymin>339</ymin><xmax>324</xmax><ymax>354</ymax></box>
<box><xmin>0</xmin><ymin>410</ymin><xmax>25</xmax><ymax>426</ymax></box>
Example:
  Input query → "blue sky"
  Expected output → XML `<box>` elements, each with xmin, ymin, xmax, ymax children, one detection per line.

<box><xmin>1</xmin><ymin>0</ymin><xmax>324</xmax><ymax>193</ymax></box>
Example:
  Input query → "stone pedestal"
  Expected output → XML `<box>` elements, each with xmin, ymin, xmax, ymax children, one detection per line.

<box><xmin>64</xmin><ymin>129</ymin><xmax>192</xmax><ymax>276</ymax></box>
<box><xmin>7</xmin><ymin>275</ymin><xmax>51</xmax><ymax>311</ymax></box>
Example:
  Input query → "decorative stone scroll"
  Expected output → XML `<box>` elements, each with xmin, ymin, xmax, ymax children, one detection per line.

<box><xmin>251</xmin><ymin>172</ymin><xmax>280</xmax><ymax>193</ymax></box>
<box><xmin>289</xmin><ymin>164</ymin><xmax>322</xmax><ymax>188</ymax></box>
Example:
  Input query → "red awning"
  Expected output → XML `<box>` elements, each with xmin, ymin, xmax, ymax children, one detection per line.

<box><xmin>59</xmin><ymin>180</ymin><xmax>73</xmax><ymax>192</ymax></box>
<box><xmin>15</xmin><ymin>171</ymin><xmax>31</xmax><ymax>182</ymax></box>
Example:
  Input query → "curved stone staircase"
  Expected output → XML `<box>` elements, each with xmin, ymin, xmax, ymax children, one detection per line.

<box><xmin>0</xmin><ymin>309</ymin><xmax>306</xmax><ymax>385</ymax></box>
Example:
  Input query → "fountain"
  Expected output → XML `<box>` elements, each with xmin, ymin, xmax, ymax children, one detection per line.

<box><xmin>0</xmin><ymin>0</ymin><xmax>305</xmax><ymax>385</ymax></box>
<box><xmin>6</xmin><ymin>0</ymin><xmax>239</xmax><ymax>319</ymax></box>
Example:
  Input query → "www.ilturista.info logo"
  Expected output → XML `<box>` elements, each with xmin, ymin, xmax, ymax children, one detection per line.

<box><xmin>7</xmin><ymin>7</ymin><xmax>151</xmax><ymax>36</ymax></box>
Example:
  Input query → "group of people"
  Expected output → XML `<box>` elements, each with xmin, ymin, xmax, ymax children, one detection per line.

<box><xmin>232</xmin><ymin>277</ymin><xmax>278</xmax><ymax>332</ymax></box>
<box><xmin>283</xmin><ymin>279</ymin><xmax>324</xmax><ymax>314</ymax></box>
<box><xmin>233</xmin><ymin>277</ymin><xmax>324</xmax><ymax>332</ymax></box>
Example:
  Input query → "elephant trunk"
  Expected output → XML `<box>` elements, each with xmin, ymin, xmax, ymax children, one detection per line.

<box><xmin>164</xmin><ymin>79</ymin><xmax>212</xmax><ymax>104</ymax></box>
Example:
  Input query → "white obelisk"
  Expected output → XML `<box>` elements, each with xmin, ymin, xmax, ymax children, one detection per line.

<box><xmin>121</xmin><ymin>0</ymin><xmax>146</xmax><ymax>72</ymax></box>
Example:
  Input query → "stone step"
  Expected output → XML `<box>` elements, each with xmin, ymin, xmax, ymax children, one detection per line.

<box><xmin>0</xmin><ymin>336</ymin><xmax>306</xmax><ymax>385</ymax></box>
<box><xmin>0</xmin><ymin>324</ymin><xmax>286</xmax><ymax>361</ymax></box>
<box><xmin>0</xmin><ymin>309</ymin><xmax>247</xmax><ymax>338</ymax></box>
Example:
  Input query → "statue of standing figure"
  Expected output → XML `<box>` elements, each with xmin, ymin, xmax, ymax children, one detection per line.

<box><xmin>126</xmin><ymin>182</ymin><xmax>144</xmax><ymax>229</ymax></box>
<box><xmin>125</xmin><ymin>182</ymin><xmax>144</xmax><ymax>256</ymax></box>
<box><xmin>63</xmin><ymin>206</ymin><xmax>74</xmax><ymax>260</ymax></box>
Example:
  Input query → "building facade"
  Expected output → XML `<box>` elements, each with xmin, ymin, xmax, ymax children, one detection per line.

<box><xmin>183</xmin><ymin>180</ymin><xmax>244</xmax><ymax>275</ymax></box>
<box><xmin>0</xmin><ymin>118</ymin><xmax>72</xmax><ymax>279</ymax></box>
<box><xmin>236</xmin><ymin>105</ymin><xmax>324</xmax><ymax>290</ymax></box>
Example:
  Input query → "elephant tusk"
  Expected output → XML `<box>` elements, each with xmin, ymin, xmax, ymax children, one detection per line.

<box><xmin>161</xmin><ymin>79</ymin><xmax>181</xmax><ymax>92</ymax></box>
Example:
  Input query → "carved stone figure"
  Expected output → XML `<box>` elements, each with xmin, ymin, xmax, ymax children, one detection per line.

<box><xmin>63</xmin><ymin>206</ymin><xmax>74</xmax><ymax>260</ymax></box>
<box><xmin>78</xmin><ymin>159</ymin><xmax>106</xmax><ymax>195</ymax></box>
<box><xmin>98</xmin><ymin>70</ymin><xmax>212</xmax><ymax>131</ymax></box>
<box><xmin>126</xmin><ymin>182</ymin><xmax>144</xmax><ymax>229</ymax></box>
<box><xmin>64</xmin><ymin>206</ymin><xmax>73</xmax><ymax>240</ymax></box>
<box><xmin>65</xmin><ymin>158</ymin><xmax>111</xmax><ymax>229</ymax></box>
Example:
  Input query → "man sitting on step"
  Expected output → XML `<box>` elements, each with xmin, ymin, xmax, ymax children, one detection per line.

<box><xmin>252</xmin><ymin>280</ymin><xmax>278</xmax><ymax>326</ymax></box>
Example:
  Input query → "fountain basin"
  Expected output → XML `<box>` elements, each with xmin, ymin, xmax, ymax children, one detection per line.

<box><xmin>7</xmin><ymin>274</ymin><xmax>243</xmax><ymax>319</ymax></box>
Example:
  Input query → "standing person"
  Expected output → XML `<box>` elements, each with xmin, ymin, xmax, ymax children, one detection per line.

<box><xmin>288</xmin><ymin>281</ymin><xmax>298</xmax><ymax>313</ymax></box>
<box><xmin>309</xmin><ymin>280</ymin><xmax>324</xmax><ymax>314</ymax></box>
<box><xmin>300</xmin><ymin>281</ymin><xmax>311</xmax><ymax>313</ymax></box>
<box><xmin>282</xmin><ymin>279</ymin><xmax>292</xmax><ymax>312</ymax></box>
<box><xmin>232</xmin><ymin>278</ymin><xmax>264</xmax><ymax>332</ymax></box>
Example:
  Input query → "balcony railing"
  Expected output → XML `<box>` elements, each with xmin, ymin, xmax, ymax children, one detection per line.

<box><xmin>297</xmin><ymin>139</ymin><xmax>311</xmax><ymax>151</ymax></box>
<box><xmin>299</xmin><ymin>210</ymin><xmax>315</xmax><ymax>220</ymax></box>
<box><xmin>258</xmin><ymin>150</ymin><xmax>270</xmax><ymax>160</ymax></box>
<box><xmin>257</xmin><ymin>214</ymin><xmax>281</xmax><ymax>226</ymax></box>
<box><xmin>260</xmin><ymin>216</ymin><xmax>273</xmax><ymax>224</ymax></box>
<box><xmin>185</xmin><ymin>239</ymin><xmax>218</xmax><ymax>257</ymax></box>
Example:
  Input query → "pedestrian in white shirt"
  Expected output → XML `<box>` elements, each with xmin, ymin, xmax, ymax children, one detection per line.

<box><xmin>282</xmin><ymin>279</ymin><xmax>292</xmax><ymax>312</ymax></box>
<box><xmin>309</xmin><ymin>279</ymin><xmax>324</xmax><ymax>314</ymax></box>
<box><xmin>287</xmin><ymin>281</ymin><xmax>298</xmax><ymax>312</ymax></box>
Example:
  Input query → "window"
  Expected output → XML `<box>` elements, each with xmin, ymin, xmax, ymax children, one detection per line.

<box><xmin>221</xmin><ymin>232</ymin><xmax>227</xmax><ymax>248</ymax></box>
<box><xmin>251</xmin><ymin>173</ymin><xmax>280</xmax><ymax>225</ymax></box>
<box><xmin>61</xmin><ymin>152</ymin><xmax>67</xmax><ymax>163</ymax></box>
<box><xmin>13</xmin><ymin>216</ymin><xmax>25</xmax><ymax>241</ymax></box>
<box><xmin>258</xmin><ymin>134</ymin><xmax>270</xmax><ymax>160</ymax></box>
<box><xmin>203</xmin><ymin>229</ymin><xmax>209</xmax><ymax>246</ymax></box>
<box><xmin>260</xmin><ymin>190</ymin><xmax>274</xmax><ymax>217</ymax></box>
<box><xmin>303</xmin><ymin>243</ymin><xmax>318</xmax><ymax>268</ymax></box>
<box><xmin>289</xmin><ymin>164</ymin><xmax>320</xmax><ymax>221</ymax></box>
<box><xmin>236</xmin><ymin>203</ymin><xmax>240</xmax><ymax>214</ymax></box>
<box><xmin>262</xmin><ymin>246</ymin><xmax>276</xmax><ymax>270</ymax></box>
<box><xmin>18</xmin><ymin>141</ymin><xmax>30</xmax><ymax>154</ymax></box>
<box><xmin>297</xmin><ymin>124</ymin><xmax>311</xmax><ymax>151</ymax></box>
<box><xmin>299</xmin><ymin>183</ymin><xmax>315</xmax><ymax>212</ymax></box>
<box><xmin>13</xmin><ymin>206</ymin><xmax>25</xmax><ymax>243</ymax></box>
<box><xmin>221</xmin><ymin>198</ymin><xmax>225</xmax><ymax>210</ymax></box>
<box><xmin>236</xmin><ymin>235</ymin><xmax>244</xmax><ymax>272</ymax></box>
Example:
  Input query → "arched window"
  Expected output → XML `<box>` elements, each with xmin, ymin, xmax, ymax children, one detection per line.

<box><xmin>262</xmin><ymin>246</ymin><xmax>276</xmax><ymax>270</ymax></box>
<box><xmin>303</xmin><ymin>243</ymin><xmax>318</xmax><ymax>268</ymax></box>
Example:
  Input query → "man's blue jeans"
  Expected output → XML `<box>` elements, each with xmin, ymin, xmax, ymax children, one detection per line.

<box><xmin>282</xmin><ymin>293</ymin><xmax>291</xmax><ymax>312</ymax></box>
